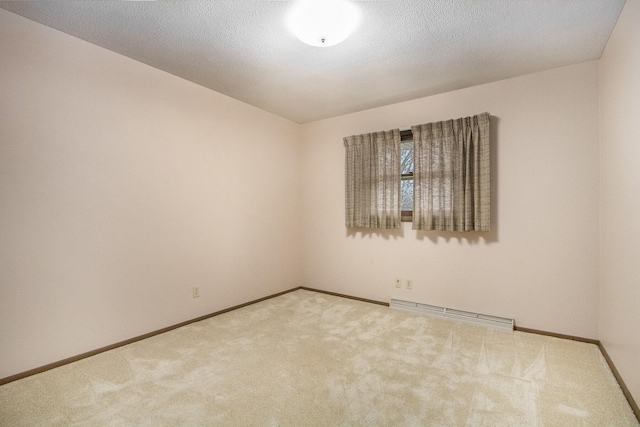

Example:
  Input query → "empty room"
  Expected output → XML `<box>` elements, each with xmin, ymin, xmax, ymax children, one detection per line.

<box><xmin>1</xmin><ymin>0</ymin><xmax>639</xmax><ymax>425</ymax></box>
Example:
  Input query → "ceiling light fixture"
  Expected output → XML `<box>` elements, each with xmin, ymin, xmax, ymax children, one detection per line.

<box><xmin>288</xmin><ymin>0</ymin><xmax>360</xmax><ymax>47</ymax></box>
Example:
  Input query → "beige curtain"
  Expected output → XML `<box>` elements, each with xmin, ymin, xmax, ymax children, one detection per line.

<box><xmin>412</xmin><ymin>113</ymin><xmax>490</xmax><ymax>231</ymax></box>
<box><xmin>344</xmin><ymin>129</ymin><xmax>401</xmax><ymax>229</ymax></box>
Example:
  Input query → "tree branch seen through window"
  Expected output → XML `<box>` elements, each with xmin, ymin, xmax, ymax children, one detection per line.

<box><xmin>400</xmin><ymin>131</ymin><xmax>413</xmax><ymax>222</ymax></box>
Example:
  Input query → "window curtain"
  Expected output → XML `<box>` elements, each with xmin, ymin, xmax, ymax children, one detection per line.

<box><xmin>412</xmin><ymin>112</ymin><xmax>490</xmax><ymax>231</ymax></box>
<box><xmin>344</xmin><ymin>129</ymin><xmax>401</xmax><ymax>229</ymax></box>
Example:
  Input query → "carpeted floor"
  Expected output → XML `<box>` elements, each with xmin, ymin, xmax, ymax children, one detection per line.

<box><xmin>0</xmin><ymin>289</ymin><xmax>637</xmax><ymax>426</ymax></box>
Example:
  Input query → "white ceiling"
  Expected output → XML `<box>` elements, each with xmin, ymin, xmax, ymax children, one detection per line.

<box><xmin>0</xmin><ymin>1</ymin><xmax>625</xmax><ymax>124</ymax></box>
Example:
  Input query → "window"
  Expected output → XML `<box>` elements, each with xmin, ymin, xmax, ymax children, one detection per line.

<box><xmin>343</xmin><ymin>113</ymin><xmax>489</xmax><ymax>231</ymax></box>
<box><xmin>400</xmin><ymin>130</ymin><xmax>413</xmax><ymax>222</ymax></box>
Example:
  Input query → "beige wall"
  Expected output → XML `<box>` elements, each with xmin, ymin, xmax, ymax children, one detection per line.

<box><xmin>0</xmin><ymin>9</ymin><xmax>302</xmax><ymax>379</ymax></box>
<box><xmin>300</xmin><ymin>61</ymin><xmax>601</xmax><ymax>339</ymax></box>
<box><xmin>600</xmin><ymin>0</ymin><xmax>640</xmax><ymax>405</ymax></box>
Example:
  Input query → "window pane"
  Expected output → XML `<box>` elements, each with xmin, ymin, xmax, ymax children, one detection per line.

<box><xmin>401</xmin><ymin>179</ymin><xmax>413</xmax><ymax>211</ymax></box>
<box><xmin>401</xmin><ymin>141</ymin><xmax>413</xmax><ymax>175</ymax></box>
<box><xmin>401</xmin><ymin>141</ymin><xmax>413</xmax><ymax>214</ymax></box>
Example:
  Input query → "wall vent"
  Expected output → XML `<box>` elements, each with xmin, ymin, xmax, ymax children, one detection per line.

<box><xmin>390</xmin><ymin>299</ymin><xmax>514</xmax><ymax>331</ymax></box>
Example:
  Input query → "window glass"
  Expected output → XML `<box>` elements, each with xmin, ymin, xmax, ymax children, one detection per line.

<box><xmin>401</xmin><ymin>141</ymin><xmax>413</xmax><ymax>215</ymax></box>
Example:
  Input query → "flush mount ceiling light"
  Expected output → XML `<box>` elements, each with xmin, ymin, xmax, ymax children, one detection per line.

<box><xmin>288</xmin><ymin>0</ymin><xmax>360</xmax><ymax>47</ymax></box>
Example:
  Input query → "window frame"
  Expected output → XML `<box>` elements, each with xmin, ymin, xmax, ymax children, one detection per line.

<box><xmin>400</xmin><ymin>129</ymin><xmax>413</xmax><ymax>222</ymax></box>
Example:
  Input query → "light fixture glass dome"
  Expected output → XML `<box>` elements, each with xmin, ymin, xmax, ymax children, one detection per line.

<box><xmin>288</xmin><ymin>0</ymin><xmax>359</xmax><ymax>47</ymax></box>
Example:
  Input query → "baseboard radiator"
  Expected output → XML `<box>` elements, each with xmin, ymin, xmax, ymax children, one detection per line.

<box><xmin>390</xmin><ymin>299</ymin><xmax>514</xmax><ymax>331</ymax></box>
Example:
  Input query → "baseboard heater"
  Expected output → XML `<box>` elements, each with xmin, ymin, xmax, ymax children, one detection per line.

<box><xmin>390</xmin><ymin>299</ymin><xmax>514</xmax><ymax>331</ymax></box>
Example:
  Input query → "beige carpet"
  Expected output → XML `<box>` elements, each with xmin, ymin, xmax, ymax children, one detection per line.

<box><xmin>0</xmin><ymin>289</ymin><xmax>637</xmax><ymax>426</ymax></box>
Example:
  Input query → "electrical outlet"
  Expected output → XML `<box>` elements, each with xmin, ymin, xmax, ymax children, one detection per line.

<box><xmin>395</xmin><ymin>278</ymin><xmax>401</xmax><ymax>288</ymax></box>
<box><xmin>405</xmin><ymin>279</ymin><xmax>412</xmax><ymax>289</ymax></box>
<box><xmin>193</xmin><ymin>286</ymin><xmax>200</xmax><ymax>298</ymax></box>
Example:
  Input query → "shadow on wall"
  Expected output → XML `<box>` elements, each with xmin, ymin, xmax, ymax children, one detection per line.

<box><xmin>346</xmin><ymin>116</ymin><xmax>500</xmax><ymax>246</ymax></box>
<box><xmin>346</xmin><ymin>228</ymin><xmax>405</xmax><ymax>240</ymax></box>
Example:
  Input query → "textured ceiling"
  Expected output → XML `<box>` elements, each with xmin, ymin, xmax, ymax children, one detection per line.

<box><xmin>0</xmin><ymin>1</ymin><xmax>625</xmax><ymax>123</ymax></box>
